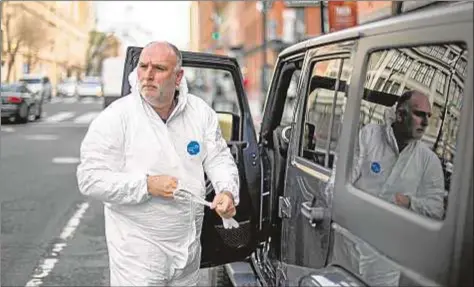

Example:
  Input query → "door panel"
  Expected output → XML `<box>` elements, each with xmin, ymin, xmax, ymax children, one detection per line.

<box><xmin>331</xmin><ymin>7</ymin><xmax>472</xmax><ymax>286</ymax></box>
<box><xmin>120</xmin><ymin>47</ymin><xmax>261</xmax><ymax>267</ymax></box>
<box><xmin>279</xmin><ymin>43</ymin><xmax>355</xmax><ymax>284</ymax></box>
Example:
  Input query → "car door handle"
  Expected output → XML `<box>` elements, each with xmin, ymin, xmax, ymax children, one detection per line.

<box><xmin>301</xmin><ymin>201</ymin><xmax>325</xmax><ymax>227</ymax></box>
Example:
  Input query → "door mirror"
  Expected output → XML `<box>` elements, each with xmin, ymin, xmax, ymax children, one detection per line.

<box><xmin>217</xmin><ymin>112</ymin><xmax>240</xmax><ymax>142</ymax></box>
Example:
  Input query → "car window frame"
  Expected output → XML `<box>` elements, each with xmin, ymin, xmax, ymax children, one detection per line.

<box><xmin>332</xmin><ymin>20</ymin><xmax>472</xmax><ymax>285</ymax></box>
<box><xmin>294</xmin><ymin>54</ymin><xmax>352</xmax><ymax>173</ymax></box>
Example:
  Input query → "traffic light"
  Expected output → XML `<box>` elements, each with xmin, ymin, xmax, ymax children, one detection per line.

<box><xmin>212</xmin><ymin>32</ymin><xmax>220</xmax><ymax>40</ymax></box>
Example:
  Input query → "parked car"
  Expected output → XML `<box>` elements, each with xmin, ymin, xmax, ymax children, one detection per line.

<box><xmin>19</xmin><ymin>74</ymin><xmax>52</xmax><ymax>102</ymax></box>
<box><xmin>119</xmin><ymin>2</ymin><xmax>472</xmax><ymax>286</ymax></box>
<box><xmin>56</xmin><ymin>77</ymin><xmax>78</xmax><ymax>97</ymax></box>
<box><xmin>77</xmin><ymin>77</ymin><xmax>103</xmax><ymax>99</ymax></box>
<box><xmin>1</xmin><ymin>82</ymin><xmax>43</xmax><ymax>123</ymax></box>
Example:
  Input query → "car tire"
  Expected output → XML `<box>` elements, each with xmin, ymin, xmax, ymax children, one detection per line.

<box><xmin>18</xmin><ymin>104</ymin><xmax>29</xmax><ymax>123</ymax></box>
<box><xmin>35</xmin><ymin>104</ymin><xmax>42</xmax><ymax>120</ymax></box>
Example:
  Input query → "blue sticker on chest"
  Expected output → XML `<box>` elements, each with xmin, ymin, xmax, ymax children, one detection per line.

<box><xmin>187</xmin><ymin>141</ymin><xmax>200</xmax><ymax>156</ymax></box>
<box><xmin>371</xmin><ymin>162</ymin><xmax>381</xmax><ymax>174</ymax></box>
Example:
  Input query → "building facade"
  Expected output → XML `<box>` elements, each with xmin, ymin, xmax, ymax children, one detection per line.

<box><xmin>1</xmin><ymin>1</ymin><xmax>96</xmax><ymax>87</ymax></box>
<box><xmin>189</xmin><ymin>1</ymin><xmax>398</xmax><ymax>118</ymax></box>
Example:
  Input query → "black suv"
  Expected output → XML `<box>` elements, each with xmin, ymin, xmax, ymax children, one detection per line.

<box><xmin>119</xmin><ymin>2</ymin><xmax>473</xmax><ymax>286</ymax></box>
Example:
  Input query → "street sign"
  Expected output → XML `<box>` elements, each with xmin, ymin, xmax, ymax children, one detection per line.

<box><xmin>328</xmin><ymin>1</ymin><xmax>358</xmax><ymax>32</ymax></box>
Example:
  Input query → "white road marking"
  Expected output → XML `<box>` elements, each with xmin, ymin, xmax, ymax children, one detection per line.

<box><xmin>1</xmin><ymin>126</ymin><xmax>15</xmax><ymax>133</ymax></box>
<box><xmin>80</xmin><ymin>98</ymin><xmax>96</xmax><ymax>104</ymax></box>
<box><xmin>62</xmin><ymin>98</ymin><xmax>78</xmax><ymax>104</ymax></box>
<box><xmin>25</xmin><ymin>202</ymin><xmax>90</xmax><ymax>287</ymax></box>
<box><xmin>44</xmin><ymin>112</ymin><xmax>75</xmax><ymax>123</ymax></box>
<box><xmin>49</xmin><ymin>98</ymin><xmax>62</xmax><ymax>104</ymax></box>
<box><xmin>73</xmin><ymin>112</ymin><xmax>100</xmax><ymax>124</ymax></box>
<box><xmin>52</xmin><ymin>157</ymin><xmax>80</xmax><ymax>164</ymax></box>
<box><xmin>24</xmin><ymin>134</ymin><xmax>59</xmax><ymax>141</ymax></box>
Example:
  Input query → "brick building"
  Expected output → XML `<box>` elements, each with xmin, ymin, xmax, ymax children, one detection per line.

<box><xmin>189</xmin><ymin>1</ymin><xmax>395</xmax><ymax>117</ymax></box>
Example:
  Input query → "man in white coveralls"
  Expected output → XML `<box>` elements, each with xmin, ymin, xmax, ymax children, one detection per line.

<box><xmin>350</xmin><ymin>90</ymin><xmax>445</xmax><ymax>220</ymax></box>
<box><xmin>76</xmin><ymin>41</ymin><xmax>239</xmax><ymax>286</ymax></box>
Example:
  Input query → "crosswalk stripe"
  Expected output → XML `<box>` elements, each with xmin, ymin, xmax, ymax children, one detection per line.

<box><xmin>44</xmin><ymin>112</ymin><xmax>76</xmax><ymax>123</ymax></box>
<box><xmin>73</xmin><ymin>112</ymin><xmax>100</xmax><ymax>124</ymax></box>
<box><xmin>62</xmin><ymin>98</ymin><xmax>78</xmax><ymax>104</ymax></box>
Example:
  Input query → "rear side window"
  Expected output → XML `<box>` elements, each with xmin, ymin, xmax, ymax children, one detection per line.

<box><xmin>300</xmin><ymin>58</ymin><xmax>352</xmax><ymax>169</ymax></box>
<box><xmin>353</xmin><ymin>43</ymin><xmax>467</xmax><ymax>220</ymax></box>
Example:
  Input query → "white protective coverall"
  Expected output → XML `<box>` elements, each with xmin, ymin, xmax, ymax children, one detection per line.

<box><xmin>324</xmin><ymin>108</ymin><xmax>445</xmax><ymax>286</ymax></box>
<box><xmin>76</xmin><ymin>69</ymin><xmax>240</xmax><ymax>286</ymax></box>
<box><xmin>351</xmin><ymin>110</ymin><xmax>445</xmax><ymax>220</ymax></box>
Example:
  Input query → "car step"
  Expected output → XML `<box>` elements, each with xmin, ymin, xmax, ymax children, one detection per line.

<box><xmin>225</xmin><ymin>262</ymin><xmax>261</xmax><ymax>287</ymax></box>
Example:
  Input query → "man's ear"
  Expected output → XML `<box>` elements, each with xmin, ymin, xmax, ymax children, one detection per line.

<box><xmin>395</xmin><ymin>108</ymin><xmax>405</xmax><ymax>122</ymax></box>
<box><xmin>175</xmin><ymin>69</ymin><xmax>184</xmax><ymax>88</ymax></box>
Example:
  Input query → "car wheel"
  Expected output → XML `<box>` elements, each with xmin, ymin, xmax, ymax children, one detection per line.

<box><xmin>35</xmin><ymin>103</ymin><xmax>42</xmax><ymax>120</ymax></box>
<box><xmin>18</xmin><ymin>104</ymin><xmax>29</xmax><ymax>123</ymax></box>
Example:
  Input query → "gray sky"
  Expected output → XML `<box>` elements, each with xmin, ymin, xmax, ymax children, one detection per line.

<box><xmin>95</xmin><ymin>1</ymin><xmax>191</xmax><ymax>49</ymax></box>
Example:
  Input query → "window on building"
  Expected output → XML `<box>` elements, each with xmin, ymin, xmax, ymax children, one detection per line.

<box><xmin>393</xmin><ymin>54</ymin><xmax>405</xmax><ymax>71</ymax></box>
<box><xmin>415</xmin><ymin>64</ymin><xmax>428</xmax><ymax>83</ymax></box>
<box><xmin>423</xmin><ymin>67</ymin><xmax>436</xmax><ymax>87</ymax></box>
<box><xmin>410</xmin><ymin>62</ymin><xmax>421</xmax><ymax>78</ymax></box>
<box><xmin>374</xmin><ymin>77</ymin><xmax>385</xmax><ymax>91</ymax></box>
<box><xmin>387</xmin><ymin>51</ymin><xmax>399</xmax><ymax>68</ymax></box>
<box><xmin>300</xmin><ymin>58</ymin><xmax>351</xmax><ymax>169</ymax></box>
<box><xmin>402</xmin><ymin>57</ymin><xmax>413</xmax><ymax>73</ymax></box>
<box><xmin>437</xmin><ymin>72</ymin><xmax>447</xmax><ymax>94</ymax></box>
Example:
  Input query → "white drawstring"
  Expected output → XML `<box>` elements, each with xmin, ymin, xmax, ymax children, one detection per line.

<box><xmin>173</xmin><ymin>188</ymin><xmax>240</xmax><ymax>229</ymax></box>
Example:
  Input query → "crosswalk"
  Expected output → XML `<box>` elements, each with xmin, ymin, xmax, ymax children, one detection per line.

<box><xmin>39</xmin><ymin>111</ymin><xmax>101</xmax><ymax>125</ymax></box>
<box><xmin>49</xmin><ymin>97</ymin><xmax>102</xmax><ymax>104</ymax></box>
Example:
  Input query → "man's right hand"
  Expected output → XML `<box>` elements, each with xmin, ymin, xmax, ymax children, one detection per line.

<box><xmin>146</xmin><ymin>175</ymin><xmax>178</xmax><ymax>198</ymax></box>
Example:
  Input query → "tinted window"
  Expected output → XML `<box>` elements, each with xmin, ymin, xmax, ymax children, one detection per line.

<box><xmin>20</xmin><ymin>79</ymin><xmax>41</xmax><ymax>84</ymax></box>
<box><xmin>354</xmin><ymin>43</ymin><xmax>467</xmax><ymax>220</ymax></box>
<box><xmin>1</xmin><ymin>84</ymin><xmax>23</xmax><ymax>92</ymax></box>
<box><xmin>300</xmin><ymin>58</ymin><xmax>352</xmax><ymax>169</ymax></box>
<box><xmin>184</xmin><ymin>67</ymin><xmax>239</xmax><ymax>116</ymax></box>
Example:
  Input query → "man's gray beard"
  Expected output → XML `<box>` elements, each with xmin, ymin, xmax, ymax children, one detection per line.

<box><xmin>140</xmin><ymin>84</ymin><xmax>170</xmax><ymax>107</ymax></box>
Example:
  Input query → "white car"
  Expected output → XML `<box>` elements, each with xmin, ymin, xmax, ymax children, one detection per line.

<box><xmin>57</xmin><ymin>77</ymin><xmax>78</xmax><ymax>97</ymax></box>
<box><xmin>77</xmin><ymin>77</ymin><xmax>103</xmax><ymax>99</ymax></box>
<box><xmin>19</xmin><ymin>74</ymin><xmax>52</xmax><ymax>102</ymax></box>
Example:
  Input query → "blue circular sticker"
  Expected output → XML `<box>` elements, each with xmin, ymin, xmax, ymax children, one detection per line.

<box><xmin>187</xmin><ymin>141</ymin><xmax>200</xmax><ymax>156</ymax></box>
<box><xmin>371</xmin><ymin>162</ymin><xmax>381</xmax><ymax>174</ymax></box>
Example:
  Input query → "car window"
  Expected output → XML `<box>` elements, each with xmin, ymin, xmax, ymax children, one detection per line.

<box><xmin>300</xmin><ymin>58</ymin><xmax>352</xmax><ymax>169</ymax></box>
<box><xmin>184</xmin><ymin>67</ymin><xmax>240</xmax><ymax>116</ymax></box>
<box><xmin>281</xmin><ymin>69</ymin><xmax>301</xmax><ymax>126</ymax></box>
<box><xmin>353</xmin><ymin>43</ymin><xmax>467</xmax><ymax>220</ymax></box>
<box><xmin>19</xmin><ymin>78</ymin><xmax>41</xmax><ymax>84</ymax></box>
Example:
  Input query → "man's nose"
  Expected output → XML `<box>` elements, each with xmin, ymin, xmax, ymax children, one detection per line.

<box><xmin>421</xmin><ymin>116</ymin><xmax>429</xmax><ymax>126</ymax></box>
<box><xmin>144</xmin><ymin>66</ymin><xmax>154</xmax><ymax>79</ymax></box>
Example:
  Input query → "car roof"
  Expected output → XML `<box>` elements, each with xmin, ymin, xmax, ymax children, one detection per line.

<box><xmin>279</xmin><ymin>1</ymin><xmax>472</xmax><ymax>57</ymax></box>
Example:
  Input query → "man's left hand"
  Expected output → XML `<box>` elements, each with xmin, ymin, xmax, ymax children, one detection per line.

<box><xmin>211</xmin><ymin>191</ymin><xmax>236</xmax><ymax>219</ymax></box>
<box><xmin>395</xmin><ymin>193</ymin><xmax>410</xmax><ymax>209</ymax></box>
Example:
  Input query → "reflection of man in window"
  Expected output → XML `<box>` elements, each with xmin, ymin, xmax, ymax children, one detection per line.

<box><xmin>351</xmin><ymin>90</ymin><xmax>445</xmax><ymax>220</ymax></box>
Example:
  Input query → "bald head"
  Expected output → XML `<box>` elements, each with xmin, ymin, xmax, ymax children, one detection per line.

<box><xmin>141</xmin><ymin>41</ymin><xmax>183</xmax><ymax>72</ymax></box>
<box><xmin>394</xmin><ymin>90</ymin><xmax>432</xmax><ymax>140</ymax></box>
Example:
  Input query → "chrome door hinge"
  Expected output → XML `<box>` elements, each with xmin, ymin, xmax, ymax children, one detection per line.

<box><xmin>278</xmin><ymin>196</ymin><xmax>291</xmax><ymax>219</ymax></box>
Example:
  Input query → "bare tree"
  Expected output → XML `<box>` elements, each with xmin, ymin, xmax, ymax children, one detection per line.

<box><xmin>2</xmin><ymin>3</ymin><xmax>50</xmax><ymax>82</ymax></box>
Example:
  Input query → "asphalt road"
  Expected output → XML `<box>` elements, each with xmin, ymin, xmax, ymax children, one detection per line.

<box><xmin>1</xmin><ymin>97</ymin><xmax>225</xmax><ymax>286</ymax></box>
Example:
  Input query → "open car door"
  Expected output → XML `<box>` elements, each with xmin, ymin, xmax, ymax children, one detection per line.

<box><xmin>120</xmin><ymin>47</ymin><xmax>262</xmax><ymax>267</ymax></box>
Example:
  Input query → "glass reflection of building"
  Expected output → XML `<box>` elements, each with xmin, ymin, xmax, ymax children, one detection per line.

<box><xmin>364</xmin><ymin>44</ymin><xmax>467</xmax><ymax>161</ymax></box>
